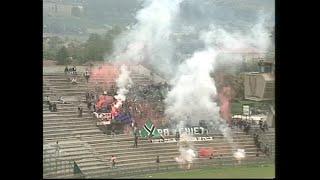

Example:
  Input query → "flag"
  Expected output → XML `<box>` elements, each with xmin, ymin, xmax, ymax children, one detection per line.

<box><xmin>140</xmin><ymin>120</ymin><xmax>162</xmax><ymax>138</ymax></box>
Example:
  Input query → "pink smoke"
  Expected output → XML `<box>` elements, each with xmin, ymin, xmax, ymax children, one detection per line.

<box><xmin>218</xmin><ymin>86</ymin><xmax>232</xmax><ymax>123</ymax></box>
<box><xmin>89</xmin><ymin>64</ymin><xmax>120</xmax><ymax>91</ymax></box>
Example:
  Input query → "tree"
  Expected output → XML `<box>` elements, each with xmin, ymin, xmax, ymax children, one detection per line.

<box><xmin>56</xmin><ymin>46</ymin><xmax>69</xmax><ymax>65</ymax></box>
<box><xmin>102</xmin><ymin>26</ymin><xmax>123</xmax><ymax>57</ymax></box>
<box><xmin>84</xmin><ymin>33</ymin><xmax>104</xmax><ymax>61</ymax></box>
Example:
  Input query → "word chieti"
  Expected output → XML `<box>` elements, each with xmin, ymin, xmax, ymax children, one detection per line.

<box><xmin>157</xmin><ymin>126</ymin><xmax>207</xmax><ymax>136</ymax></box>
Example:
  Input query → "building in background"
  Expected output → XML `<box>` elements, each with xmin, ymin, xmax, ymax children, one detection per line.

<box><xmin>243</xmin><ymin>60</ymin><xmax>274</xmax><ymax>101</ymax></box>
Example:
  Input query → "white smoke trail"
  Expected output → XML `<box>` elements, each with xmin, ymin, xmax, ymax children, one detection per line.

<box><xmin>165</xmin><ymin>48</ymin><xmax>219</xmax><ymax>122</ymax></box>
<box><xmin>114</xmin><ymin>65</ymin><xmax>133</xmax><ymax>108</ymax></box>
<box><xmin>110</xmin><ymin>0</ymin><xmax>184</xmax><ymax>77</ymax></box>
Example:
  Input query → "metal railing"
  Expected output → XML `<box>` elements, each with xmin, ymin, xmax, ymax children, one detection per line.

<box><xmin>43</xmin><ymin>146</ymin><xmax>74</xmax><ymax>177</ymax></box>
<box><xmin>96</xmin><ymin>157</ymin><xmax>274</xmax><ymax>178</ymax></box>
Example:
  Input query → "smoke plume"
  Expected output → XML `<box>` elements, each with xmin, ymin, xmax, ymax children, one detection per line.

<box><xmin>114</xmin><ymin>65</ymin><xmax>133</xmax><ymax>108</ymax></box>
<box><xmin>110</xmin><ymin>0</ymin><xmax>184</xmax><ymax>77</ymax></box>
<box><xmin>175</xmin><ymin>133</ymin><xmax>196</xmax><ymax>168</ymax></box>
<box><xmin>219</xmin><ymin>86</ymin><xmax>233</xmax><ymax>123</ymax></box>
<box><xmin>165</xmin><ymin>16</ymin><xmax>272</xmax><ymax>150</ymax></box>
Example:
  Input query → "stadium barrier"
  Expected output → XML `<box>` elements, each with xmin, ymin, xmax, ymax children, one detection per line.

<box><xmin>96</xmin><ymin>156</ymin><xmax>274</xmax><ymax>178</ymax></box>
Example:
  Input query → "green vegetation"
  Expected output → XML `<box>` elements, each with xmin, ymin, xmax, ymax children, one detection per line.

<box><xmin>43</xmin><ymin>26</ymin><xmax>122</xmax><ymax>64</ymax></box>
<box><xmin>138</xmin><ymin>164</ymin><xmax>275</xmax><ymax>179</ymax></box>
<box><xmin>231</xmin><ymin>102</ymin><xmax>243</xmax><ymax>114</ymax></box>
<box><xmin>231</xmin><ymin>100</ymin><xmax>271</xmax><ymax>114</ymax></box>
<box><xmin>56</xmin><ymin>46</ymin><xmax>69</xmax><ymax>65</ymax></box>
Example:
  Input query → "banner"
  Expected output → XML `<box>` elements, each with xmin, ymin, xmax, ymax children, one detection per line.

<box><xmin>73</xmin><ymin>161</ymin><xmax>82</xmax><ymax>175</ymax></box>
<box><xmin>140</xmin><ymin>120</ymin><xmax>162</xmax><ymax>138</ymax></box>
<box><xmin>156</xmin><ymin>126</ymin><xmax>207</xmax><ymax>137</ymax></box>
<box><xmin>153</xmin><ymin>136</ymin><xmax>215</xmax><ymax>143</ymax></box>
<box><xmin>97</xmin><ymin>121</ymin><xmax>111</xmax><ymax>125</ymax></box>
<box><xmin>94</xmin><ymin>112</ymin><xmax>112</xmax><ymax>125</ymax></box>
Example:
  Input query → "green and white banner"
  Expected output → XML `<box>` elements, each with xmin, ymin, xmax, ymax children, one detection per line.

<box><xmin>140</xmin><ymin>120</ymin><xmax>162</xmax><ymax>138</ymax></box>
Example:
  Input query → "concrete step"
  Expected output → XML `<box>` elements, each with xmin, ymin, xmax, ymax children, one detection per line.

<box><xmin>43</xmin><ymin>118</ymin><xmax>94</xmax><ymax>124</ymax></box>
<box><xmin>93</xmin><ymin>143</ymin><xmax>257</xmax><ymax>159</ymax></box>
<box><xmin>43</xmin><ymin>111</ymin><xmax>91</xmax><ymax>116</ymax></box>
<box><xmin>44</xmin><ymin>124</ymin><xmax>97</xmax><ymax>132</ymax></box>
<box><xmin>88</xmin><ymin>135</ymin><xmax>255</xmax><ymax>148</ymax></box>
<box><xmin>43</xmin><ymin>110</ymin><xmax>87</xmax><ymax>114</ymax></box>
<box><xmin>44</xmin><ymin>129</ymin><xmax>102</xmax><ymax>139</ymax></box>
<box><xmin>91</xmin><ymin>142</ymin><xmax>256</xmax><ymax>157</ymax></box>
<box><xmin>44</xmin><ymin>83</ymin><xmax>87</xmax><ymax>87</ymax></box>
<box><xmin>44</xmin><ymin>120</ymin><xmax>95</xmax><ymax>127</ymax></box>
<box><xmin>44</xmin><ymin>113</ymin><xmax>92</xmax><ymax>118</ymax></box>
<box><xmin>44</xmin><ymin>126</ymin><xmax>100</xmax><ymax>134</ymax></box>
<box><xmin>43</xmin><ymin>92</ymin><xmax>86</xmax><ymax>97</ymax></box>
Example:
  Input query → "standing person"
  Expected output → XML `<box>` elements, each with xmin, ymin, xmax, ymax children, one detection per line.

<box><xmin>48</xmin><ymin>101</ymin><xmax>53</xmax><ymax>112</ymax></box>
<box><xmin>64</xmin><ymin>66</ymin><xmax>68</xmax><ymax>75</ymax></box>
<box><xmin>44</xmin><ymin>95</ymin><xmax>50</xmax><ymax>105</ymax></box>
<box><xmin>93</xmin><ymin>104</ymin><xmax>96</xmax><ymax>112</ymax></box>
<box><xmin>84</xmin><ymin>70</ymin><xmax>90</xmax><ymax>83</ymax></box>
<box><xmin>85</xmin><ymin>92</ymin><xmax>90</xmax><ymax>102</ymax></box>
<box><xmin>259</xmin><ymin>119</ymin><xmax>263</xmax><ymax>130</ymax></box>
<box><xmin>52</xmin><ymin>103</ymin><xmax>57</xmax><ymax>112</ymax></box>
<box><xmin>134</xmin><ymin>134</ymin><xmax>138</xmax><ymax>148</ymax></box>
<box><xmin>263</xmin><ymin>121</ymin><xmax>269</xmax><ymax>131</ymax></box>
<box><xmin>111</xmin><ymin>127</ymin><xmax>116</xmax><ymax>138</ymax></box>
<box><xmin>73</xmin><ymin>66</ymin><xmax>77</xmax><ymax>75</ymax></box>
<box><xmin>254</xmin><ymin>133</ymin><xmax>258</xmax><ymax>146</ymax></box>
<box><xmin>110</xmin><ymin>155</ymin><xmax>116</xmax><ymax>169</ymax></box>
<box><xmin>209</xmin><ymin>153</ymin><xmax>214</xmax><ymax>159</ymax></box>
<box><xmin>156</xmin><ymin>155</ymin><xmax>160</xmax><ymax>171</ymax></box>
<box><xmin>87</xmin><ymin>101</ymin><xmax>92</xmax><ymax>110</ymax></box>
<box><xmin>175</xmin><ymin>131</ymin><xmax>180</xmax><ymax>142</ymax></box>
<box><xmin>55</xmin><ymin>141</ymin><xmax>60</xmax><ymax>172</ymax></box>
<box><xmin>55</xmin><ymin>140</ymin><xmax>60</xmax><ymax>156</ymax></box>
<box><xmin>78</xmin><ymin>106</ymin><xmax>83</xmax><ymax>117</ymax></box>
<box><xmin>133</xmin><ymin>125</ymin><xmax>137</xmax><ymax>136</ymax></box>
<box><xmin>148</xmin><ymin>135</ymin><xmax>153</xmax><ymax>143</ymax></box>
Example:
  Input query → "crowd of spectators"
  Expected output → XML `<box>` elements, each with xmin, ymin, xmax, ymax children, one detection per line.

<box><xmin>64</xmin><ymin>66</ymin><xmax>80</xmax><ymax>85</ymax></box>
<box><xmin>253</xmin><ymin>132</ymin><xmax>271</xmax><ymax>157</ymax></box>
<box><xmin>44</xmin><ymin>96</ymin><xmax>58</xmax><ymax>112</ymax></box>
<box><xmin>231</xmin><ymin>118</ymin><xmax>269</xmax><ymax>134</ymax></box>
<box><xmin>231</xmin><ymin>117</ymin><xmax>271</xmax><ymax>157</ymax></box>
<box><xmin>65</xmin><ymin>66</ymin><xmax>77</xmax><ymax>75</ymax></box>
<box><xmin>87</xmin><ymin>81</ymin><xmax>170</xmax><ymax>128</ymax></box>
<box><xmin>125</xmin><ymin>83</ymin><xmax>170</xmax><ymax>126</ymax></box>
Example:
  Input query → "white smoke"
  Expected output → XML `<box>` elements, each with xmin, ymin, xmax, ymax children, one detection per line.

<box><xmin>110</xmin><ymin>0</ymin><xmax>184</xmax><ymax>77</ymax></box>
<box><xmin>165</xmin><ymin>16</ymin><xmax>272</xmax><ymax>151</ymax></box>
<box><xmin>165</xmin><ymin>48</ymin><xmax>219</xmax><ymax>122</ymax></box>
<box><xmin>233</xmin><ymin>149</ymin><xmax>246</xmax><ymax>163</ymax></box>
<box><xmin>201</xmin><ymin>13</ymin><xmax>271</xmax><ymax>55</ymax></box>
<box><xmin>114</xmin><ymin>65</ymin><xmax>133</xmax><ymax>108</ymax></box>
<box><xmin>175</xmin><ymin>133</ymin><xmax>196</xmax><ymax>168</ymax></box>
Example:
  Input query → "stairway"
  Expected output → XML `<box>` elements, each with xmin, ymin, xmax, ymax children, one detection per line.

<box><xmin>43</xmin><ymin>66</ymin><xmax>275</xmax><ymax>179</ymax></box>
